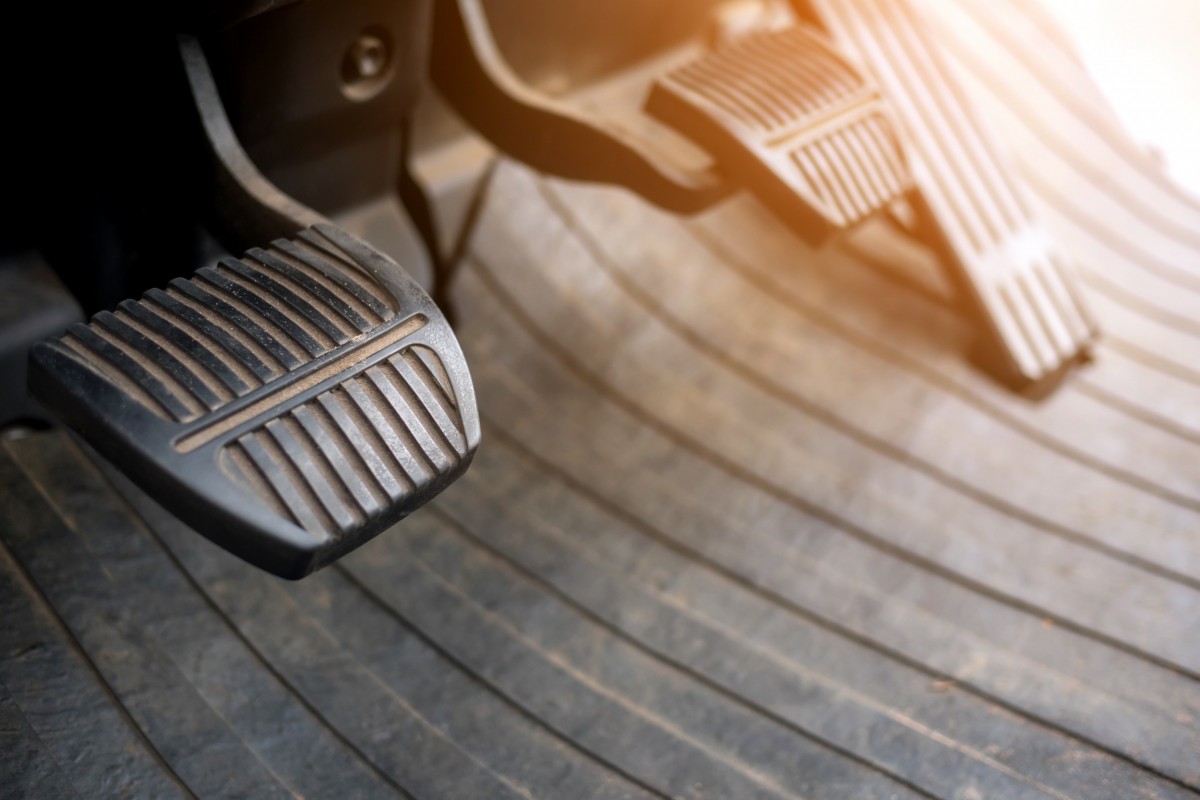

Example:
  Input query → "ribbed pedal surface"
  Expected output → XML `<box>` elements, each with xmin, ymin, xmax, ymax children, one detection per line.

<box><xmin>224</xmin><ymin>345</ymin><xmax>468</xmax><ymax>542</ymax></box>
<box><xmin>58</xmin><ymin>231</ymin><xmax>398</xmax><ymax>423</ymax></box>
<box><xmin>30</xmin><ymin>224</ymin><xmax>479</xmax><ymax>578</ymax></box>
<box><xmin>807</xmin><ymin>0</ymin><xmax>1098</xmax><ymax>385</ymax></box>
<box><xmin>647</xmin><ymin>25</ymin><xmax>911</xmax><ymax>240</ymax></box>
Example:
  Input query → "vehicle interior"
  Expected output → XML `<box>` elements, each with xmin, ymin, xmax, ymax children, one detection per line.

<box><xmin>2</xmin><ymin>0</ymin><xmax>1198</xmax><ymax>797</ymax></box>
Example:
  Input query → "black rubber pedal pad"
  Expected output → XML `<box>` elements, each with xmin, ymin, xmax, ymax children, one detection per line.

<box><xmin>804</xmin><ymin>0</ymin><xmax>1098</xmax><ymax>385</ymax></box>
<box><xmin>647</xmin><ymin>24</ymin><xmax>912</xmax><ymax>243</ymax></box>
<box><xmin>29</xmin><ymin>224</ymin><xmax>480</xmax><ymax>578</ymax></box>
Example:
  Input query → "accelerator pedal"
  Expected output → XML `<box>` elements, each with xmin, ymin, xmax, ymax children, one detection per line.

<box><xmin>647</xmin><ymin>24</ymin><xmax>911</xmax><ymax>244</ymax></box>
<box><xmin>801</xmin><ymin>0</ymin><xmax>1098</xmax><ymax>388</ymax></box>
<box><xmin>29</xmin><ymin>224</ymin><xmax>479</xmax><ymax>578</ymax></box>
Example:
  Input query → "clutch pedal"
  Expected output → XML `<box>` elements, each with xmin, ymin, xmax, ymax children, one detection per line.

<box><xmin>29</xmin><ymin>225</ymin><xmax>479</xmax><ymax>578</ymax></box>
<box><xmin>26</xmin><ymin>37</ymin><xmax>480</xmax><ymax>579</ymax></box>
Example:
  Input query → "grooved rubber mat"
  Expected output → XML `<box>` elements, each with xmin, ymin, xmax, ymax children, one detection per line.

<box><xmin>3</xmin><ymin>0</ymin><xmax>1200</xmax><ymax>796</ymax></box>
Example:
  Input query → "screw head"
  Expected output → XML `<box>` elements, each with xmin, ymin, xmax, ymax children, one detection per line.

<box><xmin>340</xmin><ymin>29</ymin><xmax>394</xmax><ymax>101</ymax></box>
<box><xmin>349</xmin><ymin>35</ymin><xmax>387</xmax><ymax>79</ymax></box>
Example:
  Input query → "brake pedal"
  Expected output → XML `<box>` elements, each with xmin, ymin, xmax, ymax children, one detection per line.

<box><xmin>646</xmin><ymin>24</ymin><xmax>911</xmax><ymax>243</ymax></box>
<box><xmin>434</xmin><ymin>0</ymin><xmax>908</xmax><ymax>241</ymax></box>
<box><xmin>801</xmin><ymin>0</ymin><xmax>1098</xmax><ymax>387</ymax></box>
<box><xmin>29</xmin><ymin>225</ymin><xmax>479</xmax><ymax>578</ymax></box>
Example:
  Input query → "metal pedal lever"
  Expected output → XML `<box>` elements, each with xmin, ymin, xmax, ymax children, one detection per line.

<box><xmin>646</xmin><ymin>24</ymin><xmax>912</xmax><ymax>244</ymax></box>
<box><xmin>431</xmin><ymin>0</ymin><xmax>730</xmax><ymax>215</ymax></box>
<box><xmin>27</xmin><ymin>39</ymin><xmax>480</xmax><ymax>578</ymax></box>
<box><xmin>801</xmin><ymin>0</ymin><xmax>1099</xmax><ymax>388</ymax></box>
